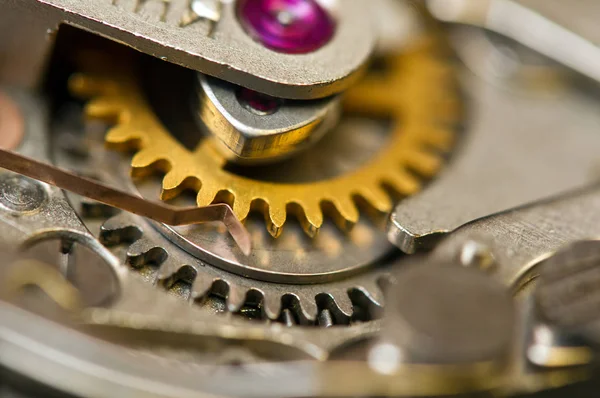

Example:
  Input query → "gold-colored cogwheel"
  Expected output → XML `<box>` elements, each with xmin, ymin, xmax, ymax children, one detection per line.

<box><xmin>70</xmin><ymin>36</ymin><xmax>459</xmax><ymax>238</ymax></box>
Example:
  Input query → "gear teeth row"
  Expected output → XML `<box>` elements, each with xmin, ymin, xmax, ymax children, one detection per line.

<box><xmin>100</xmin><ymin>213</ymin><xmax>387</xmax><ymax>326</ymax></box>
<box><xmin>71</xmin><ymin>36</ymin><xmax>459</xmax><ymax>238</ymax></box>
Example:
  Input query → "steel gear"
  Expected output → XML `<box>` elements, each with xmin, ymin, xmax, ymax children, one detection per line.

<box><xmin>70</xmin><ymin>36</ymin><xmax>459</xmax><ymax>238</ymax></box>
<box><xmin>99</xmin><ymin>210</ymin><xmax>392</xmax><ymax>326</ymax></box>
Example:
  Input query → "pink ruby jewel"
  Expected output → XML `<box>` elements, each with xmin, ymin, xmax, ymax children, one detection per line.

<box><xmin>237</xmin><ymin>0</ymin><xmax>336</xmax><ymax>54</ymax></box>
<box><xmin>237</xmin><ymin>87</ymin><xmax>282</xmax><ymax>115</ymax></box>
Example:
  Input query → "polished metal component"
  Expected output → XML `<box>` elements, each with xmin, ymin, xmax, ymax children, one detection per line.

<box><xmin>0</xmin><ymin>148</ymin><xmax>251</xmax><ymax>255</ymax></box>
<box><xmin>0</xmin><ymin>174</ymin><xmax>47</xmax><ymax>213</ymax></box>
<box><xmin>431</xmin><ymin>185</ymin><xmax>600</xmax><ymax>289</ymax></box>
<box><xmin>0</xmin><ymin>91</ymin><xmax>25</xmax><ymax>150</ymax></box>
<box><xmin>388</xmin><ymin>67</ymin><xmax>600</xmax><ymax>253</ymax></box>
<box><xmin>8</xmin><ymin>0</ymin><xmax>375</xmax><ymax>99</ymax></box>
<box><xmin>198</xmin><ymin>74</ymin><xmax>340</xmax><ymax>163</ymax></box>
<box><xmin>377</xmin><ymin>262</ymin><xmax>515</xmax><ymax>365</ymax></box>
<box><xmin>428</xmin><ymin>0</ymin><xmax>600</xmax><ymax>84</ymax></box>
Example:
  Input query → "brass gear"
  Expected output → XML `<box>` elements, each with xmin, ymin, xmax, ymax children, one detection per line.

<box><xmin>70</xmin><ymin>36</ymin><xmax>459</xmax><ymax>238</ymax></box>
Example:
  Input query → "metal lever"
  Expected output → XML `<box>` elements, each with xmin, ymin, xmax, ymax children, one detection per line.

<box><xmin>8</xmin><ymin>0</ymin><xmax>374</xmax><ymax>99</ymax></box>
<box><xmin>0</xmin><ymin>149</ymin><xmax>251</xmax><ymax>255</ymax></box>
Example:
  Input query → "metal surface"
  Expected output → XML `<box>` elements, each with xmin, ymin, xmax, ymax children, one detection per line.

<box><xmin>7</xmin><ymin>0</ymin><xmax>375</xmax><ymax>100</ymax></box>
<box><xmin>379</xmin><ymin>262</ymin><xmax>515</xmax><ymax>365</ymax></box>
<box><xmin>428</xmin><ymin>0</ymin><xmax>600</xmax><ymax>84</ymax></box>
<box><xmin>0</xmin><ymin>175</ymin><xmax>47</xmax><ymax>213</ymax></box>
<box><xmin>0</xmin><ymin>300</ymin><xmax>520</xmax><ymax>398</ymax></box>
<box><xmin>0</xmin><ymin>149</ymin><xmax>251</xmax><ymax>255</ymax></box>
<box><xmin>197</xmin><ymin>74</ymin><xmax>339</xmax><ymax>163</ymax></box>
<box><xmin>430</xmin><ymin>185</ymin><xmax>600</xmax><ymax>289</ymax></box>
<box><xmin>0</xmin><ymin>5</ymin><xmax>51</xmax><ymax>87</ymax></box>
<box><xmin>388</xmin><ymin>65</ymin><xmax>600</xmax><ymax>253</ymax></box>
<box><xmin>74</xmin><ymin>36</ymin><xmax>459</xmax><ymax>238</ymax></box>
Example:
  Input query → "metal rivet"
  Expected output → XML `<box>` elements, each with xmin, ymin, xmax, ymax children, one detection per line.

<box><xmin>0</xmin><ymin>174</ymin><xmax>47</xmax><ymax>212</ymax></box>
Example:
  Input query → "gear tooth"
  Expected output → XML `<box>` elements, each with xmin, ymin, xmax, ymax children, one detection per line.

<box><xmin>195</xmin><ymin>186</ymin><xmax>218</xmax><ymax>208</ymax></box>
<box><xmin>131</xmin><ymin>149</ymin><xmax>162</xmax><ymax>170</ymax></box>
<box><xmin>266</xmin><ymin>204</ymin><xmax>287</xmax><ymax>238</ymax></box>
<box><xmin>105</xmin><ymin>124</ymin><xmax>141</xmax><ymax>148</ymax></box>
<box><xmin>161</xmin><ymin>265</ymin><xmax>197</xmax><ymax>298</ymax></box>
<box><xmin>233</xmin><ymin>197</ymin><xmax>252</xmax><ymax>222</ymax></box>
<box><xmin>331</xmin><ymin>292</ymin><xmax>354</xmax><ymax>317</ymax></box>
<box><xmin>127</xmin><ymin>242</ymin><xmax>168</xmax><ymax>272</ymax></box>
<box><xmin>348</xmin><ymin>286</ymin><xmax>385</xmax><ymax>321</ymax></box>
<box><xmin>324</xmin><ymin>198</ymin><xmax>359</xmax><ymax>231</ymax></box>
<box><xmin>291</xmin><ymin>202</ymin><xmax>322</xmax><ymax>238</ymax></box>
<box><xmin>298</xmin><ymin>295</ymin><xmax>318</xmax><ymax>322</ymax></box>
<box><xmin>68</xmin><ymin>74</ymin><xmax>109</xmax><ymax>97</ymax></box>
<box><xmin>127</xmin><ymin>238</ymin><xmax>156</xmax><ymax>258</ymax></box>
<box><xmin>382</xmin><ymin>170</ymin><xmax>421</xmax><ymax>196</ymax></box>
<box><xmin>437</xmin><ymin>96</ymin><xmax>461</xmax><ymax>124</ymax></box>
<box><xmin>162</xmin><ymin>170</ymin><xmax>187</xmax><ymax>191</ymax></box>
<box><xmin>100</xmin><ymin>214</ymin><xmax>143</xmax><ymax>245</ymax></box>
<box><xmin>161</xmin><ymin>171</ymin><xmax>192</xmax><ymax>201</ymax></box>
<box><xmin>403</xmin><ymin>150</ymin><xmax>443</xmax><ymax>177</ymax></box>
<box><xmin>315</xmin><ymin>293</ymin><xmax>352</xmax><ymax>325</ymax></box>
<box><xmin>263</xmin><ymin>294</ymin><xmax>283</xmax><ymax>320</ymax></box>
<box><xmin>191</xmin><ymin>274</ymin><xmax>214</xmax><ymax>299</ymax></box>
<box><xmin>101</xmin><ymin>213</ymin><xmax>132</xmax><ymax>231</ymax></box>
<box><xmin>420</xmin><ymin>126</ymin><xmax>455</xmax><ymax>152</ymax></box>
<box><xmin>85</xmin><ymin>98</ymin><xmax>121</xmax><ymax>120</ymax></box>
<box><xmin>157</xmin><ymin>258</ymin><xmax>182</xmax><ymax>280</ymax></box>
<box><xmin>358</xmin><ymin>186</ymin><xmax>393</xmax><ymax>213</ymax></box>
<box><xmin>226</xmin><ymin>286</ymin><xmax>246</xmax><ymax>312</ymax></box>
<box><xmin>356</xmin><ymin>281</ymin><xmax>385</xmax><ymax>308</ymax></box>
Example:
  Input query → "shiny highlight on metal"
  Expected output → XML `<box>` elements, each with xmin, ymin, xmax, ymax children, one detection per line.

<box><xmin>197</xmin><ymin>74</ymin><xmax>340</xmax><ymax>164</ymax></box>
